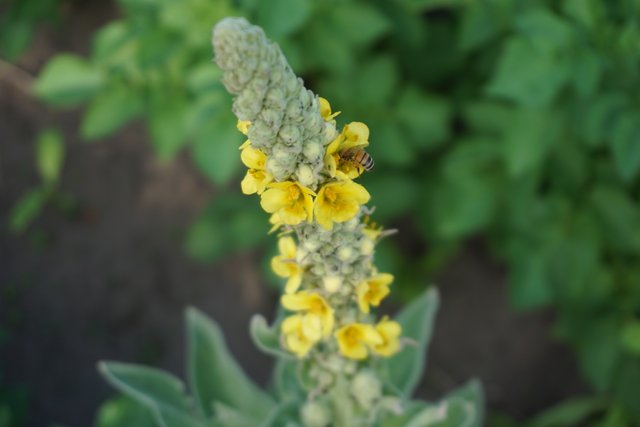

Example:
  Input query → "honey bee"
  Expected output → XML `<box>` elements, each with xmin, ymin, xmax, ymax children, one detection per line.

<box><xmin>340</xmin><ymin>148</ymin><xmax>374</xmax><ymax>172</ymax></box>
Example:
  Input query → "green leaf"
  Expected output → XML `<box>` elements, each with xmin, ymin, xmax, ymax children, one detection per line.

<box><xmin>514</xmin><ymin>9</ymin><xmax>574</xmax><ymax>53</ymax></box>
<box><xmin>367</xmin><ymin>121</ymin><xmax>414</xmax><ymax>168</ymax></box>
<box><xmin>404</xmin><ymin>380</ymin><xmax>484</xmax><ymax>427</ymax></box>
<box><xmin>570</xmin><ymin>49</ymin><xmax>602</xmax><ymax>97</ymax></box>
<box><xmin>191</xmin><ymin>112</ymin><xmax>242</xmax><ymax>185</ymax></box>
<box><xmin>590</xmin><ymin>186</ymin><xmax>640</xmax><ymax>254</ymax></box>
<box><xmin>213</xmin><ymin>402</ymin><xmax>256</xmax><ymax>427</ymax></box>
<box><xmin>148</xmin><ymin>91</ymin><xmax>190</xmax><ymax>160</ymax></box>
<box><xmin>81</xmin><ymin>86</ymin><xmax>144</xmax><ymax>140</ymax></box>
<box><xmin>562</xmin><ymin>0</ymin><xmax>602</xmax><ymax>29</ymax></box>
<box><xmin>187</xmin><ymin>65</ymin><xmax>222</xmax><ymax>94</ymax></box>
<box><xmin>354</xmin><ymin>55</ymin><xmax>398</xmax><ymax>107</ymax></box>
<box><xmin>94</xmin><ymin>395</ymin><xmax>155</xmax><ymax>427</ymax></box>
<box><xmin>382</xmin><ymin>288</ymin><xmax>439</xmax><ymax>397</ymax></box>
<box><xmin>250</xmin><ymin>314</ymin><xmax>292</xmax><ymax>359</ymax></box>
<box><xmin>186</xmin><ymin>308</ymin><xmax>274</xmax><ymax>420</ymax></box>
<box><xmin>426</xmin><ymin>139</ymin><xmax>499</xmax><ymax>239</ymax></box>
<box><xmin>576</xmin><ymin>317</ymin><xmax>622</xmax><ymax>392</ymax></box>
<box><xmin>34</xmin><ymin>54</ymin><xmax>104</xmax><ymax>106</ymax></box>
<box><xmin>0</xmin><ymin>20</ymin><xmax>33</xmax><ymax>60</ymax></box>
<box><xmin>581</xmin><ymin>92</ymin><xmax>629</xmax><ymax>147</ymax></box>
<box><xmin>330</xmin><ymin>2</ymin><xmax>391</xmax><ymax>47</ymax></box>
<box><xmin>401</xmin><ymin>0</ymin><xmax>464</xmax><ymax>12</ymax></box>
<box><xmin>610</xmin><ymin>110</ymin><xmax>640</xmax><ymax>182</ymax></box>
<box><xmin>184</xmin><ymin>214</ymin><xmax>228</xmax><ymax>262</ymax></box>
<box><xmin>260</xmin><ymin>401</ymin><xmax>300</xmax><ymax>427</ymax></box>
<box><xmin>98</xmin><ymin>362</ymin><xmax>204</xmax><ymax>427</ymax></box>
<box><xmin>272</xmin><ymin>358</ymin><xmax>305</xmax><ymax>401</ymax></box>
<box><xmin>228</xmin><ymin>209</ymin><xmax>270</xmax><ymax>250</ymax></box>
<box><xmin>361</xmin><ymin>173</ymin><xmax>420</xmax><ymax>221</ymax></box>
<box><xmin>458</xmin><ymin>0</ymin><xmax>514</xmax><ymax>51</ymax></box>
<box><xmin>8</xmin><ymin>188</ymin><xmax>47</xmax><ymax>234</ymax></box>
<box><xmin>36</xmin><ymin>129</ymin><xmax>64</xmax><ymax>185</ymax></box>
<box><xmin>621</xmin><ymin>321</ymin><xmax>640</xmax><ymax>356</ymax></box>
<box><xmin>508</xmin><ymin>249</ymin><xmax>554</xmax><ymax>309</ymax></box>
<box><xmin>486</xmin><ymin>36</ymin><xmax>569</xmax><ymax>108</ymax></box>
<box><xmin>502</xmin><ymin>110</ymin><xmax>560</xmax><ymax>177</ymax></box>
<box><xmin>528</xmin><ymin>396</ymin><xmax>607</xmax><ymax>427</ymax></box>
<box><xmin>256</xmin><ymin>0</ymin><xmax>311</xmax><ymax>38</ymax></box>
<box><xmin>396</xmin><ymin>86</ymin><xmax>451</xmax><ymax>149</ymax></box>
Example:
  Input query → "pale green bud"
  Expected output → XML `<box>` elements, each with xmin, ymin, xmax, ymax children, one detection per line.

<box><xmin>337</xmin><ymin>246</ymin><xmax>355</xmax><ymax>262</ymax></box>
<box><xmin>380</xmin><ymin>397</ymin><xmax>405</xmax><ymax>416</ymax></box>
<box><xmin>323</xmin><ymin>122</ymin><xmax>338</xmax><ymax>142</ymax></box>
<box><xmin>323</xmin><ymin>275</ymin><xmax>342</xmax><ymax>293</ymax></box>
<box><xmin>351</xmin><ymin>371</ymin><xmax>382</xmax><ymax>410</ymax></box>
<box><xmin>301</xmin><ymin>401</ymin><xmax>331</xmax><ymax>427</ymax></box>
<box><xmin>303</xmin><ymin>141</ymin><xmax>323</xmax><ymax>162</ymax></box>
<box><xmin>279</xmin><ymin>123</ymin><xmax>302</xmax><ymax>145</ymax></box>
<box><xmin>296</xmin><ymin>164</ymin><xmax>315</xmax><ymax>188</ymax></box>
<box><xmin>360</xmin><ymin>239</ymin><xmax>375</xmax><ymax>256</ymax></box>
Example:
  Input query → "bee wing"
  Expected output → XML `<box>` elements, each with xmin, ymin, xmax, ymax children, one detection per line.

<box><xmin>340</xmin><ymin>139</ymin><xmax>369</xmax><ymax>151</ymax></box>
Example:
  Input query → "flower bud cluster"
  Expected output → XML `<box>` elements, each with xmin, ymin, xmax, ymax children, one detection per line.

<box><xmin>296</xmin><ymin>214</ymin><xmax>375</xmax><ymax>294</ymax></box>
<box><xmin>213</xmin><ymin>17</ymin><xmax>336</xmax><ymax>187</ymax></box>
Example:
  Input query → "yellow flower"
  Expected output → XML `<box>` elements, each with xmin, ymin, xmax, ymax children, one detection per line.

<box><xmin>260</xmin><ymin>181</ymin><xmax>315</xmax><ymax>225</ymax></box>
<box><xmin>271</xmin><ymin>236</ymin><xmax>303</xmax><ymax>293</ymax></box>
<box><xmin>362</xmin><ymin>216</ymin><xmax>383</xmax><ymax>240</ymax></box>
<box><xmin>324</xmin><ymin>122</ymin><xmax>370</xmax><ymax>178</ymax></box>
<box><xmin>372</xmin><ymin>317</ymin><xmax>402</xmax><ymax>357</ymax></box>
<box><xmin>281</xmin><ymin>314</ymin><xmax>323</xmax><ymax>358</ymax></box>
<box><xmin>356</xmin><ymin>273</ymin><xmax>394</xmax><ymax>314</ymax></box>
<box><xmin>268</xmin><ymin>212</ymin><xmax>283</xmax><ymax>234</ymax></box>
<box><xmin>237</xmin><ymin>120</ymin><xmax>251</xmax><ymax>135</ymax></box>
<box><xmin>240</xmin><ymin>145</ymin><xmax>272</xmax><ymax>195</ymax></box>
<box><xmin>335</xmin><ymin>323</ymin><xmax>383</xmax><ymax>360</ymax></box>
<box><xmin>281</xmin><ymin>291</ymin><xmax>334</xmax><ymax>336</ymax></box>
<box><xmin>314</xmin><ymin>179</ymin><xmax>370</xmax><ymax>230</ymax></box>
<box><xmin>319</xmin><ymin>97</ymin><xmax>340</xmax><ymax>121</ymax></box>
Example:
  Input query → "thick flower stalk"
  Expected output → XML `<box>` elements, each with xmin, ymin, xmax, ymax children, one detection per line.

<box><xmin>213</xmin><ymin>17</ymin><xmax>404</xmax><ymax>425</ymax></box>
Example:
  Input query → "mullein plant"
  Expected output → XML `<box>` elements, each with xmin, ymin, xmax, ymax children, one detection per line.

<box><xmin>98</xmin><ymin>18</ymin><xmax>484</xmax><ymax>427</ymax></box>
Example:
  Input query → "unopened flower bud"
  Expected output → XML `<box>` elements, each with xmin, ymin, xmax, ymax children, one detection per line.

<box><xmin>323</xmin><ymin>275</ymin><xmax>342</xmax><ymax>293</ymax></box>
<box><xmin>301</xmin><ymin>401</ymin><xmax>331</xmax><ymax>427</ymax></box>
<box><xmin>296</xmin><ymin>164</ymin><xmax>315</xmax><ymax>188</ymax></box>
<box><xmin>303</xmin><ymin>141</ymin><xmax>322</xmax><ymax>162</ymax></box>
<box><xmin>351</xmin><ymin>371</ymin><xmax>381</xmax><ymax>410</ymax></box>
<box><xmin>337</xmin><ymin>246</ymin><xmax>354</xmax><ymax>262</ymax></box>
<box><xmin>360</xmin><ymin>239</ymin><xmax>375</xmax><ymax>256</ymax></box>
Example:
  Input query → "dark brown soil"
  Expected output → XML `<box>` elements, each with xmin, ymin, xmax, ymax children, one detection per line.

<box><xmin>0</xmin><ymin>2</ymin><xmax>586</xmax><ymax>426</ymax></box>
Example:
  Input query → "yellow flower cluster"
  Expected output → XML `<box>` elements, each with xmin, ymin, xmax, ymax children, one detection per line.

<box><xmin>237</xmin><ymin>99</ymin><xmax>370</xmax><ymax>231</ymax></box>
<box><xmin>271</xmin><ymin>235</ymin><xmax>400</xmax><ymax>359</ymax></box>
<box><xmin>236</xmin><ymin>97</ymin><xmax>402</xmax><ymax>361</ymax></box>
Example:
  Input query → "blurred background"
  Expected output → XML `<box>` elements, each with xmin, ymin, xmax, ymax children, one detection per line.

<box><xmin>1</xmin><ymin>0</ymin><xmax>640</xmax><ymax>426</ymax></box>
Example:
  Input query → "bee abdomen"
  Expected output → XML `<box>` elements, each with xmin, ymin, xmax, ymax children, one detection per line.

<box><xmin>354</xmin><ymin>150</ymin><xmax>374</xmax><ymax>171</ymax></box>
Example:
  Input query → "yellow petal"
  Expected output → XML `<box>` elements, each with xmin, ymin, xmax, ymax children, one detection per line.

<box><xmin>241</xmin><ymin>171</ymin><xmax>258</xmax><ymax>195</ymax></box>
<box><xmin>271</xmin><ymin>256</ymin><xmax>290</xmax><ymax>278</ymax></box>
<box><xmin>313</xmin><ymin>199</ymin><xmax>334</xmax><ymax>230</ymax></box>
<box><xmin>344</xmin><ymin>122</ymin><xmax>369</xmax><ymax>144</ymax></box>
<box><xmin>260</xmin><ymin>187</ymin><xmax>286</xmax><ymax>213</ymax></box>
<box><xmin>341</xmin><ymin>181</ymin><xmax>371</xmax><ymax>204</ymax></box>
<box><xmin>240</xmin><ymin>146</ymin><xmax>266</xmax><ymax>169</ymax></box>
<box><xmin>285</xmin><ymin>273</ymin><xmax>302</xmax><ymax>294</ymax></box>
<box><xmin>278</xmin><ymin>236</ymin><xmax>297</xmax><ymax>258</ymax></box>
<box><xmin>356</xmin><ymin>282</ymin><xmax>371</xmax><ymax>314</ymax></box>
<box><xmin>237</xmin><ymin>120</ymin><xmax>251</xmax><ymax>135</ymax></box>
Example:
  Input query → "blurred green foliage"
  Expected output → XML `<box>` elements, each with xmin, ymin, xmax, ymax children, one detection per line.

<box><xmin>0</xmin><ymin>0</ymin><xmax>63</xmax><ymax>59</ymax></box>
<box><xmin>7</xmin><ymin>129</ymin><xmax>77</xmax><ymax>235</ymax></box>
<box><xmin>8</xmin><ymin>0</ymin><xmax>640</xmax><ymax>423</ymax></box>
